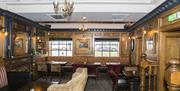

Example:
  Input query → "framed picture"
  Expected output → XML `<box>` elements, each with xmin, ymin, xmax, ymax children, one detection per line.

<box><xmin>15</xmin><ymin>38</ymin><xmax>23</xmax><ymax>48</ymax></box>
<box><xmin>75</xmin><ymin>39</ymin><xmax>91</xmax><ymax>54</ymax></box>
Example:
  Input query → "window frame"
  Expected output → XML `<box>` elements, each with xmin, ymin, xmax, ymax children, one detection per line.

<box><xmin>94</xmin><ymin>38</ymin><xmax>119</xmax><ymax>57</ymax></box>
<box><xmin>48</xmin><ymin>39</ymin><xmax>73</xmax><ymax>56</ymax></box>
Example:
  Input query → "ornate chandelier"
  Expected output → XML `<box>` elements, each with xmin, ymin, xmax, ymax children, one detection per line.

<box><xmin>79</xmin><ymin>17</ymin><xmax>88</xmax><ymax>32</ymax></box>
<box><xmin>53</xmin><ymin>0</ymin><xmax>74</xmax><ymax>17</ymax></box>
<box><xmin>79</xmin><ymin>17</ymin><xmax>88</xmax><ymax>40</ymax></box>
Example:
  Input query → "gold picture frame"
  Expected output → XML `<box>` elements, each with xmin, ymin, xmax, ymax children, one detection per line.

<box><xmin>75</xmin><ymin>39</ymin><xmax>91</xmax><ymax>55</ymax></box>
<box><xmin>15</xmin><ymin>38</ymin><xmax>23</xmax><ymax>48</ymax></box>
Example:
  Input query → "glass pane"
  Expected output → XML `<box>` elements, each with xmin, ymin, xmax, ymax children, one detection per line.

<box><xmin>111</xmin><ymin>42</ymin><xmax>118</xmax><ymax>45</ymax></box>
<box><xmin>59</xmin><ymin>41</ymin><xmax>66</xmax><ymax>45</ymax></box>
<box><xmin>95</xmin><ymin>41</ymin><xmax>102</xmax><ymax>45</ymax></box>
<box><xmin>111</xmin><ymin>45</ymin><xmax>118</xmax><ymax>52</ymax></box>
<box><xmin>49</xmin><ymin>51</ymin><xmax>52</xmax><ymax>56</ymax></box>
<box><xmin>52</xmin><ymin>41</ymin><xmax>59</xmax><ymax>44</ymax></box>
<box><xmin>67</xmin><ymin>41</ymin><xmax>72</xmax><ymax>45</ymax></box>
<box><xmin>67</xmin><ymin>44</ymin><xmax>72</xmax><ymax>51</ymax></box>
<box><xmin>95</xmin><ymin>51</ymin><xmax>102</xmax><ymax>56</ymax></box>
<box><xmin>102</xmin><ymin>45</ymin><xmax>110</xmax><ymax>52</ymax></box>
<box><xmin>49</xmin><ymin>41</ymin><xmax>52</xmax><ymax>44</ymax></box>
<box><xmin>95</xmin><ymin>45</ymin><xmax>101</xmax><ymax>51</ymax></box>
<box><xmin>110</xmin><ymin>52</ymin><xmax>118</xmax><ymax>57</ymax></box>
<box><xmin>52</xmin><ymin>51</ymin><xmax>59</xmax><ymax>56</ymax></box>
<box><xmin>95</xmin><ymin>43</ymin><xmax>102</xmax><ymax>56</ymax></box>
<box><xmin>59</xmin><ymin>45</ymin><xmax>66</xmax><ymax>51</ymax></box>
<box><xmin>49</xmin><ymin>45</ymin><xmax>52</xmax><ymax>51</ymax></box>
<box><xmin>52</xmin><ymin>45</ymin><xmax>59</xmax><ymax>50</ymax></box>
<box><xmin>103</xmin><ymin>51</ymin><xmax>109</xmax><ymax>57</ymax></box>
<box><xmin>67</xmin><ymin>51</ymin><xmax>72</xmax><ymax>56</ymax></box>
<box><xmin>49</xmin><ymin>40</ymin><xmax>73</xmax><ymax>56</ymax></box>
<box><xmin>59</xmin><ymin>51</ymin><xmax>67</xmax><ymax>56</ymax></box>
<box><xmin>103</xmin><ymin>41</ymin><xmax>109</xmax><ymax>45</ymax></box>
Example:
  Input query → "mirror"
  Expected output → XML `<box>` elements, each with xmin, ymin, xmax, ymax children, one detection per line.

<box><xmin>130</xmin><ymin>39</ymin><xmax>135</xmax><ymax>52</ymax></box>
<box><xmin>145</xmin><ymin>32</ymin><xmax>157</xmax><ymax>54</ymax></box>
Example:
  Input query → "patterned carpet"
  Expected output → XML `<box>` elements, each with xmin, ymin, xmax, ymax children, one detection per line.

<box><xmin>41</xmin><ymin>73</ymin><xmax>113</xmax><ymax>91</ymax></box>
<box><xmin>18</xmin><ymin>72</ymin><xmax>133</xmax><ymax>91</ymax></box>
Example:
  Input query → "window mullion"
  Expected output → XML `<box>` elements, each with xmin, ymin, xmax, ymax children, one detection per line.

<box><xmin>109</xmin><ymin>42</ymin><xmax>111</xmax><ymax>57</ymax></box>
<box><xmin>66</xmin><ymin>41</ymin><xmax>67</xmax><ymax>56</ymax></box>
<box><xmin>102</xmin><ymin>41</ymin><xmax>103</xmax><ymax>57</ymax></box>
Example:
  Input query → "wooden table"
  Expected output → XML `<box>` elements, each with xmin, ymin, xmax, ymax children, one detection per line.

<box><xmin>46</xmin><ymin>61</ymin><xmax>67</xmax><ymax>65</ymax></box>
<box><xmin>105</xmin><ymin>62</ymin><xmax>120</xmax><ymax>65</ymax></box>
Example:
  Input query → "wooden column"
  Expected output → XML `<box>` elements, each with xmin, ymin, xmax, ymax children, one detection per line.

<box><xmin>4</xmin><ymin>16</ymin><xmax>13</xmax><ymax>58</ymax></box>
<box><xmin>27</xmin><ymin>26</ymin><xmax>33</xmax><ymax>55</ymax></box>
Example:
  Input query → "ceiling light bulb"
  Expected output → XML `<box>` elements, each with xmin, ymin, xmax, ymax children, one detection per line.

<box><xmin>83</xmin><ymin>17</ymin><xmax>86</xmax><ymax>20</ymax></box>
<box><xmin>53</xmin><ymin>0</ymin><xmax>59</xmax><ymax>7</ymax></box>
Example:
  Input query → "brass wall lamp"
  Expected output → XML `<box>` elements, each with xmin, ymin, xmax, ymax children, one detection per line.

<box><xmin>0</xmin><ymin>18</ymin><xmax>8</xmax><ymax>36</ymax></box>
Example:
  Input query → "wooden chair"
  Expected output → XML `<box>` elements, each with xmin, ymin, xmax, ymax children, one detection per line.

<box><xmin>108</xmin><ymin>70</ymin><xmax>129</xmax><ymax>91</ymax></box>
<box><xmin>36</xmin><ymin>61</ymin><xmax>48</xmax><ymax>79</ymax></box>
<box><xmin>87</xmin><ymin>64</ymin><xmax>98</xmax><ymax>82</ymax></box>
<box><xmin>50</xmin><ymin>64</ymin><xmax>61</xmax><ymax>81</ymax></box>
<box><xmin>107</xmin><ymin>64</ymin><xmax>124</xmax><ymax>77</ymax></box>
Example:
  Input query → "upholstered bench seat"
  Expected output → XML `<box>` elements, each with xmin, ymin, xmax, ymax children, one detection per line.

<box><xmin>47</xmin><ymin>68</ymin><xmax>88</xmax><ymax>91</ymax></box>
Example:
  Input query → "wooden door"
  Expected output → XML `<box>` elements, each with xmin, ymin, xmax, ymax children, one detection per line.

<box><xmin>159</xmin><ymin>31</ymin><xmax>180</xmax><ymax>91</ymax></box>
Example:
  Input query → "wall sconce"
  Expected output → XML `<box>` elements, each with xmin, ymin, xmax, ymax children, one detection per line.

<box><xmin>128</xmin><ymin>37</ymin><xmax>131</xmax><ymax>40</ymax></box>
<box><xmin>153</xmin><ymin>30</ymin><xmax>158</xmax><ymax>33</ymax></box>
<box><xmin>4</xmin><ymin>32</ymin><xmax>8</xmax><ymax>36</ymax></box>
<box><xmin>48</xmin><ymin>32</ymin><xmax>50</xmax><ymax>35</ymax></box>
<box><xmin>0</xmin><ymin>18</ymin><xmax>5</xmax><ymax>31</ymax></box>
<box><xmin>143</xmin><ymin>31</ymin><xmax>147</xmax><ymax>34</ymax></box>
<box><xmin>132</xmin><ymin>36</ymin><xmax>136</xmax><ymax>39</ymax></box>
<box><xmin>82</xmin><ymin>35</ymin><xmax>86</xmax><ymax>40</ymax></box>
<box><xmin>0</xmin><ymin>18</ymin><xmax>8</xmax><ymax>36</ymax></box>
<box><xmin>37</xmin><ymin>36</ymin><xmax>40</xmax><ymax>40</ymax></box>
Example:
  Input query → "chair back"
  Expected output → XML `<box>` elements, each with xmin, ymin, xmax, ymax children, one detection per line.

<box><xmin>107</xmin><ymin>65</ymin><xmax>123</xmax><ymax>75</ymax></box>
<box><xmin>108</xmin><ymin>70</ymin><xmax>119</xmax><ymax>83</ymax></box>
<box><xmin>36</xmin><ymin>62</ymin><xmax>47</xmax><ymax>72</ymax></box>
<box><xmin>87</xmin><ymin>64</ymin><xmax>98</xmax><ymax>75</ymax></box>
<box><xmin>124</xmin><ymin>65</ymin><xmax>138</xmax><ymax>72</ymax></box>
<box><xmin>50</xmin><ymin>64</ymin><xmax>61</xmax><ymax>72</ymax></box>
<box><xmin>0</xmin><ymin>67</ymin><xmax>8</xmax><ymax>88</ymax></box>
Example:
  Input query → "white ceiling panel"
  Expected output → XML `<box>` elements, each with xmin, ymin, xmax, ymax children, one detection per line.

<box><xmin>0</xmin><ymin>0</ymin><xmax>166</xmax><ymax>24</ymax></box>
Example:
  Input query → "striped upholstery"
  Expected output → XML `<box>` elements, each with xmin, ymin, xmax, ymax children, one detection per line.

<box><xmin>0</xmin><ymin>67</ymin><xmax>8</xmax><ymax>88</ymax></box>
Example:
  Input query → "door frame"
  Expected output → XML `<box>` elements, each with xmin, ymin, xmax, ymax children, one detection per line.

<box><xmin>159</xmin><ymin>31</ymin><xmax>180</xmax><ymax>91</ymax></box>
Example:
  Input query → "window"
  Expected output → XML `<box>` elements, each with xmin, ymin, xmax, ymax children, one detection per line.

<box><xmin>95</xmin><ymin>38</ymin><xmax>119</xmax><ymax>57</ymax></box>
<box><xmin>49</xmin><ymin>38</ymin><xmax>73</xmax><ymax>56</ymax></box>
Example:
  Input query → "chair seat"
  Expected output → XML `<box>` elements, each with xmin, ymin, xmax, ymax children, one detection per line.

<box><xmin>116</xmin><ymin>79</ymin><xmax>129</xmax><ymax>91</ymax></box>
<box><xmin>88</xmin><ymin>74</ymin><xmax>96</xmax><ymax>77</ymax></box>
<box><xmin>117</xmin><ymin>79</ymin><xmax>128</xmax><ymax>84</ymax></box>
